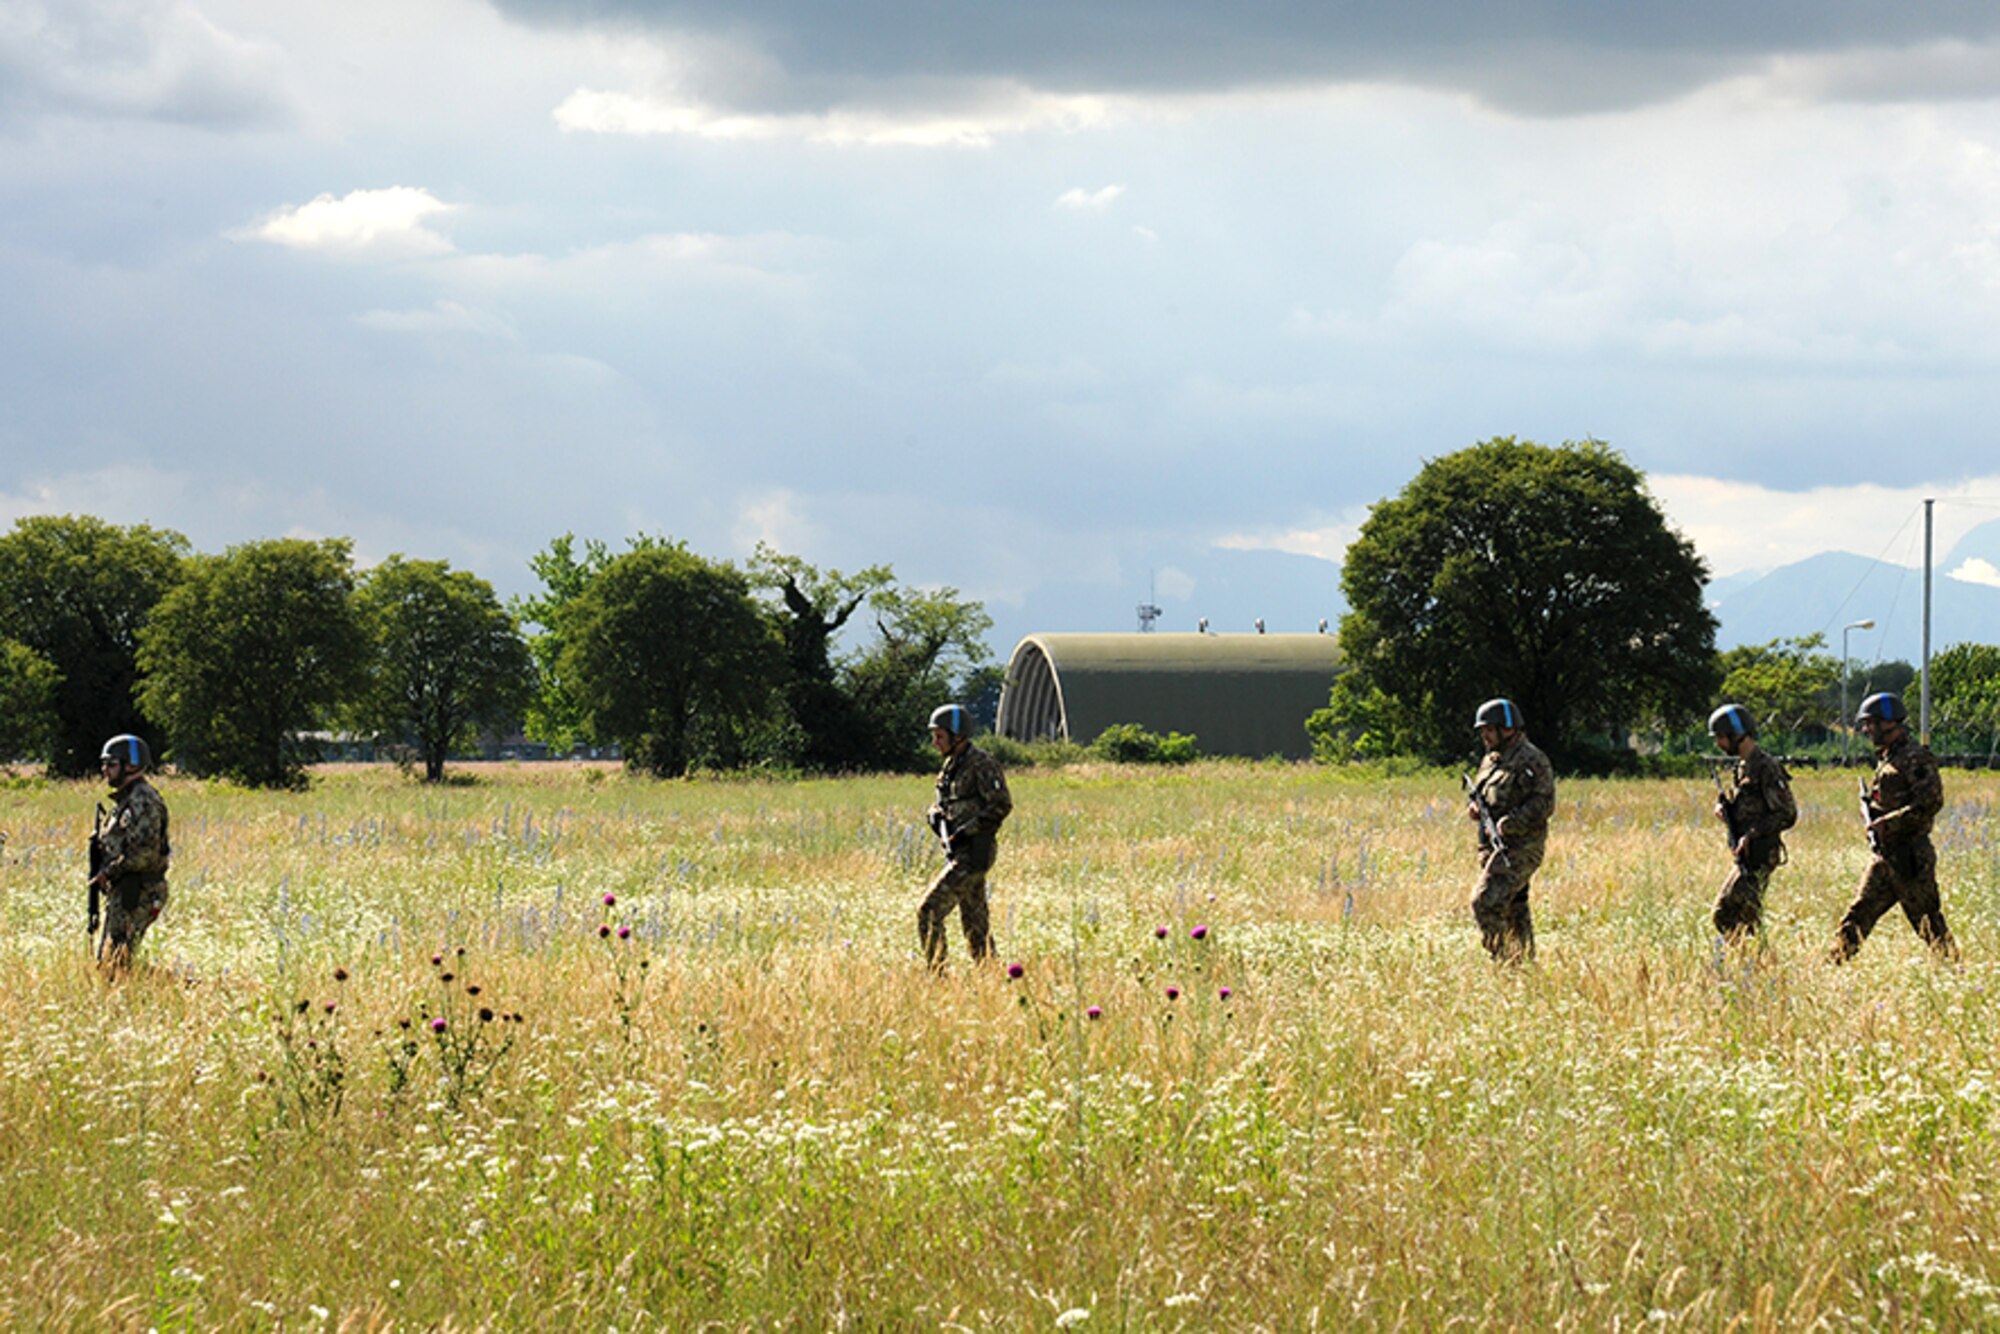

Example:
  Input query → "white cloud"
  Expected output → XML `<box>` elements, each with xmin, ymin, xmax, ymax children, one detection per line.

<box><xmin>0</xmin><ymin>0</ymin><xmax>294</xmax><ymax>128</ymax></box>
<box><xmin>1154</xmin><ymin>566</ymin><xmax>1197</xmax><ymax>602</ymax></box>
<box><xmin>354</xmin><ymin>300</ymin><xmax>515</xmax><ymax>339</ymax></box>
<box><xmin>552</xmin><ymin>85</ymin><xmax>1121</xmax><ymax>146</ymax></box>
<box><xmin>732</xmin><ymin>489</ymin><xmax>817</xmax><ymax>555</ymax></box>
<box><xmin>1214</xmin><ymin>517</ymin><xmax>1364</xmax><ymax>565</ymax></box>
<box><xmin>232</xmin><ymin>187</ymin><xmax>457</xmax><ymax>258</ymax></box>
<box><xmin>1948</xmin><ymin>557</ymin><xmax>2000</xmax><ymax>589</ymax></box>
<box><xmin>1054</xmin><ymin>184</ymin><xmax>1125</xmax><ymax>211</ymax></box>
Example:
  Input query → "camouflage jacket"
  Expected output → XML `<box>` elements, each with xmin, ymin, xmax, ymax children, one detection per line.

<box><xmin>1869</xmin><ymin>732</ymin><xmax>1943</xmax><ymax>845</ymax></box>
<box><xmin>100</xmin><ymin>776</ymin><xmax>170</xmax><ymax>881</ymax></box>
<box><xmin>931</xmin><ymin>743</ymin><xmax>1013</xmax><ymax>845</ymax></box>
<box><xmin>1725</xmin><ymin>744</ymin><xmax>1797</xmax><ymax>843</ymax></box>
<box><xmin>1472</xmin><ymin>734</ymin><xmax>1556</xmax><ymax>854</ymax></box>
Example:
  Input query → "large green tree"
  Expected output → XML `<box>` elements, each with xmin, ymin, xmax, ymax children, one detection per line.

<box><xmin>1338</xmin><ymin>438</ymin><xmax>1716</xmax><ymax>763</ymax></box>
<box><xmin>841</xmin><ymin>583</ymin><xmax>994</xmax><ymax>771</ymax></box>
<box><xmin>559</xmin><ymin>544</ymin><xmax>782</xmax><ymax>777</ymax></box>
<box><xmin>0</xmin><ymin>515</ymin><xmax>188</xmax><ymax>774</ymax></box>
<box><xmin>748</xmin><ymin>544</ymin><xmax>893</xmax><ymax>773</ymax></box>
<box><xmin>137</xmin><ymin>538</ymin><xmax>367</xmax><ymax>787</ymax></box>
<box><xmin>353</xmin><ymin>557</ymin><xmax>535</xmax><ymax>782</ymax></box>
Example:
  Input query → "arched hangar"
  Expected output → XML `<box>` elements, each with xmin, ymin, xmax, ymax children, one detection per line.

<box><xmin>995</xmin><ymin>633</ymin><xmax>1344</xmax><ymax>760</ymax></box>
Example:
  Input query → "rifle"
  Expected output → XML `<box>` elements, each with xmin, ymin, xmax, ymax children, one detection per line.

<box><xmin>87</xmin><ymin>803</ymin><xmax>105</xmax><ymax>943</ymax></box>
<box><xmin>1713</xmin><ymin>766</ymin><xmax>1749</xmax><ymax>869</ymax></box>
<box><xmin>1858</xmin><ymin>777</ymin><xmax>1882</xmax><ymax>856</ymax></box>
<box><xmin>1462</xmin><ymin>771</ymin><xmax>1510</xmax><ymax>868</ymax></box>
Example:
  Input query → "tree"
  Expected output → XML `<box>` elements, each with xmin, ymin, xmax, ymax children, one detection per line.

<box><xmin>137</xmin><ymin>538</ymin><xmax>367</xmax><ymax>787</ymax></box>
<box><xmin>748</xmin><ymin>544</ymin><xmax>892</xmax><ymax>773</ymax></box>
<box><xmin>1714</xmin><ymin>635</ymin><xmax>1841</xmax><ymax>735</ymax></box>
<box><xmin>1339</xmin><ymin>438</ymin><xmax>1717</xmax><ymax>763</ymax></box>
<box><xmin>0</xmin><ymin>515</ymin><xmax>188</xmax><ymax>774</ymax></box>
<box><xmin>843</xmin><ymin>583</ymin><xmax>994</xmax><ymax>771</ymax></box>
<box><xmin>353</xmin><ymin>557</ymin><xmax>536</xmax><ymax>782</ymax></box>
<box><xmin>559</xmin><ymin>544</ymin><xmax>782</xmax><ymax>777</ymax></box>
<box><xmin>515</xmin><ymin>533</ymin><xmax>678</xmax><ymax>751</ymax></box>
<box><xmin>0</xmin><ymin>639</ymin><xmax>59</xmax><ymax>766</ymax></box>
<box><xmin>1930</xmin><ymin>643</ymin><xmax>2000</xmax><ymax>756</ymax></box>
<box><xmin>1306</xmin><ymin>674</ymin><xmax>1419</xmax><ymax>764</ymax></box>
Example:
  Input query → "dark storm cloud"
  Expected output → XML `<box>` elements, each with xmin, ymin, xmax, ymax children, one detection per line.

<box><xmin>488</xmin><ymin>0</ymin><xmax>2000</xmax><ymax>114</ymax></box>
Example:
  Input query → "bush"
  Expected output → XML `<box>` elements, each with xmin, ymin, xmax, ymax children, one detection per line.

<box><xmin>1088</xmin><ymin>723</ymin><xmax>1200</xmax><ymax>765</ymax></box>
<box><xmin>980</xmin><ymin>734</ymin><xmax>1087</xmax><ymax>769</ymax></box>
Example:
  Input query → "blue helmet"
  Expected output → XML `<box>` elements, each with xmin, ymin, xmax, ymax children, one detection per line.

<box><xmin>1473</xmin><ymin>698</ymin><xmax>1521</xmax><ymax>732</ymax></box>
<box><xmin>1857</xmin><ymin>692</ymin><xmax>1906</xmax><ymax>726</ymax></box>
<box><xmin>100</xmin><ymin>733</ymin><xmax>151</xmax><ymax>769</ymax></box>
<box><xmin>1708</xmin><ymin>704</ymin><xmax>1756</xmax><ymax>739</ymax></box>
<box><xmin>928</xmin><ymin>703</ymin><xmax>969</xmax><ymax>739</ymax></box>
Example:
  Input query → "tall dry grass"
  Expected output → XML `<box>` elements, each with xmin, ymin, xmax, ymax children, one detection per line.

<box><xmin>1</xmin><ymin>761</ymin><xmax>1997</xmax><ymax>1330</ymax></box>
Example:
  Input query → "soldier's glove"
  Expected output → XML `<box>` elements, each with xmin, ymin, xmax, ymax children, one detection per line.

<box><xmin>926</xmin><ymin>808</ymin><xmax>944</xmax><ymax>835</ymax></box>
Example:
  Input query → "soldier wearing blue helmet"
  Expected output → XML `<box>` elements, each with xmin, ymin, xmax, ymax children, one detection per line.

<box><xmin>1465</xmin><ymin>698</ymin><xmax>1555</xmax><ymax>963</ymax></box>
<box><xmin>90</xmin><ymin>733</ymin><xmax>171</xmax><ymax>969</ymax></box>
<box><xmin>920</xmin><ymin>704</ymin><xmax>1012</xmax><ymax>971</ymax></box>
<box><xmin>1832</xmin><ymin>692</ymin><xmax>1955</xmax><ymax>961</ymax></box>
<box><xmin>1708</xmin><ymin>704</ymin><xmax>1796</xmax><ymax>941</ymax></box>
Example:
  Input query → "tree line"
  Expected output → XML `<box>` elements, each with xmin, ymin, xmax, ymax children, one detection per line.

<box><xmin>0</xmin><ymin>517</ymin><xmax>993</xmax><ymax>786</ymax></box>
<box><xmin>1307</xmin><ymin>437</ymin><xmax>2000</xmax><ymax>768</ymax></box>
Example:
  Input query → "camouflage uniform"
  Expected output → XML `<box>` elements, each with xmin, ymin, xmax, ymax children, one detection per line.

<box><xmin>1713</xmin><ymin>744</ymin><xmax>1796</xmax><ymax>938</ymax></box>
<box><xmin>920</xmin><ymin>742</ymin><xmax>1012</xmax><ymax>968</ymax></box>
<box><xmin>1470</xmin><ymin>733</ymin><xmax>1556</xmax><ymax>963</ymax></box>
<box><xmin>1834</xmin><ymin>732</ymin><xmax>1953</xmax><ymax>960</ymax></box>
<box><xmin>97</xmin><ymin>775</ymin><xmax>170</xmax><ymax>963</ymax></box>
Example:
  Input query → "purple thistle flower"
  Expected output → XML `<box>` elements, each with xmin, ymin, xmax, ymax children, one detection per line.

<box><xmin>598</xmin><ymin>924</ymin><xmax>611</xmax><ymax>939</ymax></box>
<box><xmin>1218</xmin><ymin>986</ymin><xmax>1232</xmax><ymax>1001</ymax></box>
<box><xmin>1165</xmin><ymin>986</ymin><xmax>1180</xmax><ymax>1001</ymax></box>
<box><xmin>1007</xmin><ymin>963</ymin><xmax>1024</xmax><ymax>979</ymax></box>
<box><xmin>1191</xmin><ymin>925</ymin><xmax>1209</xmax><ymax>941</ymax></box>
<box><xmin>1086</xmin><ymin>1005</ymin><xmax>1102</xmax><ymax>1020</ymax></box>
<box><xmin>323</xmin><ymin>1001</ymin><xmax>336</xmax><ymax>1014</ymax></box>
<box><xmin>617</xmin><ymin>925</ymin><xmax>632</xmax><ymax>940</ymax></box>
<box><xmin>430</xmin><ymin>1017</ymin><xmax>447</xmax><ymax>1034</ymax></box>
<box><xmin>1154</xmin><ymin>925</ymin><xmax>1169</xmax><ymax>940</ymax></box>
<box><xmin>603</xmin><ymin>893</ymin><xmax>617</xmax><ymax>907</ymax></box>
<box><xmin>430</xmin><ymin>954</ymin><xmax>443</xmax><ymax>967</ymax></box>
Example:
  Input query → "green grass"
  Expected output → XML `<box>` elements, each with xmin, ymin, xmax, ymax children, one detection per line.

<box><xmin>3</xmin><ymin>761</ymin><xmax>1999</xmax><ymax>1329</ymax></box>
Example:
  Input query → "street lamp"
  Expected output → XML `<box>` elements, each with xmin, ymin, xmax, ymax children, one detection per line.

<box><xmin>1841</xmin><ymin>619</ymin><xmax>1875</xmax><ymax>764</ymax></box>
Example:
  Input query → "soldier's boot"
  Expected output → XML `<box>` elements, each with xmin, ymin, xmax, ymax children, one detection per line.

<box><xmin>1828</xmin><ymin>919</ymin><xmax>1868</xmax><ymax>965</ymax></box>
<box><xmin>1917</xmin><ymin>912</ymin><xmax>1958</xmax><ymax>962</ymax></box>
<box><xmin>917</xmin><ymin>908</ymin><xmax>950</xmax><ymax>973</ymax></box>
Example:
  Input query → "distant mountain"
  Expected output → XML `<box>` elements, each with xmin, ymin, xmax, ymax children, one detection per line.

<box><xmin>1711</xmin><ymin>547</ymin><xmax>2000</xmax><ymax>663</ymax></box>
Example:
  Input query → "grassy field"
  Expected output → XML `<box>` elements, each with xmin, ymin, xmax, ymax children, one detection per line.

<box><xmin>3</xmin><ymin>760</ymin><xmax>1999</xmax><ymax>1330</ymax></box>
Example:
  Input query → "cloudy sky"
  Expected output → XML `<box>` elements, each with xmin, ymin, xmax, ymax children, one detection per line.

<box><xmin>9</xmin><ymin>0</ymin><xmax>2000</xmax><ymax>655</ymax></box>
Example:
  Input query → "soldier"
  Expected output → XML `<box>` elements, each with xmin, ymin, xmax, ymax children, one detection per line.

<box><xmin>90</xmin><ymin>733</ymin><xmax>171</xmax><ymax>969</ymax></box>
<box><xmin>920</xmin><ymin>703</ymin><xmax>1012</xmax><ymax>971</ymax></box>
<box><xmin>1709</xmin><ymin>704</ymin><xmax>1797</xmax><ymax>942</ymax></box>
<box><xmin>1832</xmin><ymin>692</ymin><xmax>1956</xmax><ymax>962</ymax></box>
<box><xmin>1466</xmin><ymin>698</ymin><xmax>1556</xmax><ymax>963</ymax></box>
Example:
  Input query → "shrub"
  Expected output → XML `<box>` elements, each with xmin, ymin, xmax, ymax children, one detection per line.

<box><xmin>1089</xmin><ymin>723</ymin><xmax>1199</xmax><ymax>765</ymax></box>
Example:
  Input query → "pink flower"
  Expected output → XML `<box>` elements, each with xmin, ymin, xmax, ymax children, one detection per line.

<box><xmin>617</xmin><ymin>926</ymin><xmax>632</xmax><ymax>940</ymax></box>
<box><xmin>598</xmin><ymin>924</ymin><xmax>611</xmax><ymax>939</ymax></box>
<box><xmin>1154</xmin><ymin>925</ymin><xmax>1169</xmax><ymax>939</ymax></box>
<box><xmin>1165</xmin><ymin>986</ymin><xmax>1180</xmax><ymax>1001</ymax></box>
<box><xmin>1190</xmin><ymin>925</ymin><xmax>1209</xmax><ymax>941</ymax></box>
<box><xmin>603</xmin><ymin>893</ymin><xmax>617</xmax><ymax>907</ymax></box>
<box><xmin>430</xmin><ymin>1017</ymin><xmax>447</xmax><ymax>1034</ymax></box>
<box><xmin>1007</xmin><ymin>963</ymin><xmax>1025</xmax><ymax>979</ymax></box>
<box><xmin>1218</xmin><ymin>987</ymin><xmax>1232</xmax><ymax>1001</ymax></box>
<box><xmin>1086</xmin><ymin>1006</ymin><xmax>1102</xmax><ymax>1020</ymax></box>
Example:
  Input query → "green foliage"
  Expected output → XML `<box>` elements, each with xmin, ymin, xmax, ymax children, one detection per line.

<box><xmin>748</xmin><ymin>544</ymin><xmax>893</xmax><ymax>773</ymax></box>
<box><xmin>0</xmin><ymin>639</ymin><xmax>59</xmax><ymax>766</ymax></box>
<box><xmin>1339</xmin><ymin>437</ymin><xmax>1717</xmax><ymax>763</ymax></box>
<box><xmin>1931</xmin><ymin>643</ymin><xmax>2000</xmax><ymax>751</ymax></box>
<box><xmin>1088</xmin><ymin>722</ymin><xmax>1200</xmax><ymax>764</ymax></box>
<box><xmin>515</xmin><ymin>535</ymin><xmax>628</xmax><ymax>749</ymax></box>
<box><xmin>1714</xmin><ymin>634</ymin><xmax>1841</xmax><ymax>731</ymax></box>
<box><xmin>560</xmin><ymin>544</ymin><xmax>782</xmax><ymax>778</ymax></box>
<box><xmin>352</xmin><ymin>557</ymin><xmax>536</xmax><ymax>782</ymax></box>
<box><xmin>136</xmin><ymin>537</ymin><xmax>366</xmax><ymax>788</ymax></box>
<box><xmin>842</xmin><ymin>582</ymin><xmax>995</xmax><ymax>772</ymax></box>
<box><xmin>1306</xmin><ymin>673</ymin><xmax>1419</xmax><ymax>764</ymax></box>
<box><xmin>0</xmin><ymin>515</ymin><xmax>188</xmax><ymax>774</ymax></box>
<box><xmin>977</xmin><ymin>733</ymin><xmax>1087</xmax><ymax>769</ymax></box>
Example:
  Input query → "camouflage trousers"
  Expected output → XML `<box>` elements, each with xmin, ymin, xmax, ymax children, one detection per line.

<box><xmin>919</xmin><ymin>859</ymin><xmax>992</xmax><ymax>969</ymax></box>
<box><xmin>1714</xmin><ymin>838</ymin><xmax>1782</xmax><ymax>939</ymax></box>
<box><xmin>99</xmin><ymin>876</ymin><xmax>168</xmax><ymax>966</ymax></box>
<box><xmin>1472</xmin><ymin>845</ymin><xmax>1541</xmax><ymax>964</ymax></box>
<box><xmin>1834</xmin><ymin>838</ymin><xmax>1954</xmax><ymax>961</ymax></box>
